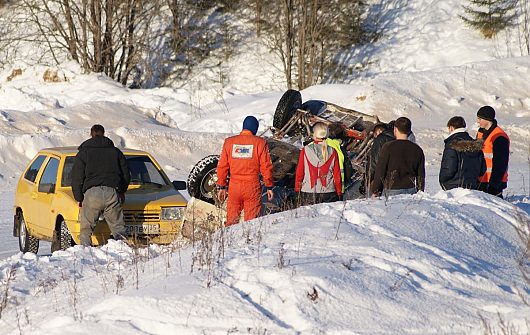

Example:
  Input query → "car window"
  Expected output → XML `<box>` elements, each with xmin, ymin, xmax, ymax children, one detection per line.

<box><xmin>24</xmin><ymin>155</ymin><xmax>47</xmax><ymax>183</ymax></box>
<box><xmin>127</xmin><ymin>155</ymin><xmax>167</xmax><ymax>185</ymax></box>
<box><xmin>61</xmin><ymin>156</ymin><xmax>75</xmax><ymax>187</ymax></box>
<box><xmin>38</xmin><ymin>157</ymin><xmax>59</xmax><ymax>193</ymax></box>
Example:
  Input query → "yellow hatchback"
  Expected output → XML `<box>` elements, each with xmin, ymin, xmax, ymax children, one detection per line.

<box><xmin>13</xmin><ymin>147</ymin><xmax>188</xmax><ymax>253</ymax></box>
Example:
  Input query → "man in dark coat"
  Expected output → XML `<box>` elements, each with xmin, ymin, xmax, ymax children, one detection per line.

<box><xmin>71</xmin><ymin>124</ymin><xmax>130</xmax><ymax>246</ymax></box>
<box><xmin>439</xmin><ymin>116</ymin><xmax>486</xmax><ymax>190</ymax></box>
<box><xmin>360</xmin><ymin>122</ymin><xmax>395</xmax><ymax>195</ymax></box>
<box><xmin>370</xmin><ymin>117</ymin><xmax>425</xmax><ymax>197</ymax></box>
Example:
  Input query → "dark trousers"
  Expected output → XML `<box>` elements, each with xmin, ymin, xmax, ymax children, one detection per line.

<box><xmin>478</xmin><ymin>183</ymin><xmax>504</xmax><ymax>199</ymax></box>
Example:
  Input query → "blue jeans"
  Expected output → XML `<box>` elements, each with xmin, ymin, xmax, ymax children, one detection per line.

<box><xmin>384</xmin><ymin>188</ymin><xmax>417</xmax><ymax>197</ymax></box>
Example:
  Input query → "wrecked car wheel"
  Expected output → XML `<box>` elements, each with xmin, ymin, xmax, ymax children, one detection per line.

<box><xmin>187</xmin><ymin>155</ymin><xmax>219</xmax><ymax>205</ymax></box>
<box><xmin>273</xmin><ymin>89</ymin><xmax>302</xmax><ymax>132</ymax></box>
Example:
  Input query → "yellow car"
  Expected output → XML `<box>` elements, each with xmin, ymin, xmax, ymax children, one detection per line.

<box><xmin>13</xmin><ymin>147</ymin><xmax>188</xmax><ymax>253</ymax></box>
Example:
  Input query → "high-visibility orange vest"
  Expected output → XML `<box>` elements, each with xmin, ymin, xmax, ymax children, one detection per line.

<box><xmin>476</xmin><ymin>126</ymin><xmax>509</xmax><ymax>183</ymax></box>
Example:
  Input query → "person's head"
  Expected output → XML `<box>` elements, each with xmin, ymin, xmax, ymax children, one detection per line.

<box><xmin>90</xmin><ymin>124</ymin><xmax>105</xmax><ymax>138</ymax></box>
<box><xmin>312</xmin><ymin>122</ymin><xmax>328</xmax><ymax>141</ymax></box>
<box><xmin>328</xmin><ymin>122</ymin><xmax>345</xmax><ymax>140</ymax></box>
<box><xmin>242</xmin><ymin>116</ymin><xmax>259</xmax><ymax>135</ymax></box>
<box><xmin>393</xmin><ymin>117</ymin><xmax>412</xmax><ymax>139</ymax></box>
<box><xmin>446</xmin><ymin>116</ymin><xmax>466</xmax><ymax>133</ymax></box>
<box><xmin>373</xmin><ymin>123</ymin><xmax>387</xmax><ymax>138</ymax></box>
<box><xmin>476</xmin><ymin>105</ymin><xmax>495</xmax><ymax>129</ymax></box>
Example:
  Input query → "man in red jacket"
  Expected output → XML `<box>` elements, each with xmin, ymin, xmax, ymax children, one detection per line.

<box><xmin>216</xmin><ymin>116</ymin><xmax>274</xmax><ymax>226</ymax></box>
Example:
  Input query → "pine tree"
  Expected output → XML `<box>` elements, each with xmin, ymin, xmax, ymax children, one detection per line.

<box><xmin>461</xmin><ymin>0</ymin><xmax>517</xmax><ymax>38</ymax></box>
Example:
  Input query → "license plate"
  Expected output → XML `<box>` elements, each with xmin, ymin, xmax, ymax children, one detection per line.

<box><xmin>125</xmin><ymin>224</ymin><xmax>160</xmax><ymax>235</ymax></box>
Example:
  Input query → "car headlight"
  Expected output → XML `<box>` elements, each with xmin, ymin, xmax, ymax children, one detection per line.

<box><xmin>160</xmin><ymin>207</ymin><xmax>185</xmax><ymax>221</ymax></box>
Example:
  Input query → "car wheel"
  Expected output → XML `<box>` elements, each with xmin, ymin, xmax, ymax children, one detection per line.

<box><xmin>59</xmin><ymin>221</ymin><xmax>74</xmax><ymax>250</ymax></box>
<box><xmin>273</xmin><ymin>89</ymin><xmax>302</xmax><ymax>132</ymax></box>
<box><xmin>18</xmin><ymin>212</ymin><xmax>39</xmax><ymax>253</ymax></box>
<box><xmin>187</xmin><ymin>155</ymin><xmax>220</xmax><ymax>205</ymax></box>
<box><xmin>51</xmin><ymin>220</ymin><xmax>74</xmax><ymax>252</ymax></box>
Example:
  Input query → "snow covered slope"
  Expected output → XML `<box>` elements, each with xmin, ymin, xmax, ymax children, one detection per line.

<box><xmin>0</xmin><ymin>190</ymin><xmax>528</xmax><ymax>334</ymax></box>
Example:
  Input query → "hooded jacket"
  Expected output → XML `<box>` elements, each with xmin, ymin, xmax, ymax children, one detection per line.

<box><xmin>71</xmin><ymin>136</ymin><xmax>130</xmax><ymax>202</ymax></box>
<box><xmin>439</xmin><ymin>130</ymin><xmax>486</xmax><ymax>190</ymax></box>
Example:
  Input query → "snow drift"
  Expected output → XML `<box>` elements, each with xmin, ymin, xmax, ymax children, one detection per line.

<box><xmin>0</xmin><ymin>190</ymin><xmax>528</xmax><ymax>334</ymax></box>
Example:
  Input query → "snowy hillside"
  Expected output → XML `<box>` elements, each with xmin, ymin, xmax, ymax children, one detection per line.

<box><xmin>0</xmin><ymin>190</ymin><xmax>528</xmax><ymax>334</ymax></box>
<box><xmin>0</xmin><ymin>0</ymin><xmax>528</xmax><ymax>333</ymax></box>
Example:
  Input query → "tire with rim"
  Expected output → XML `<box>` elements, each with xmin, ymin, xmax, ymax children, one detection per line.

<box><xmin>18</xmin><ymin>212</ymin><xmax>39</xmax><ymax>253</ymax></box>
<box><xmin>187</xmin><ymin>155</ymin><xmax>220</xmax><ymax>205</ymax></box>
<box><xmin>273</xmin><ymin>89</ymin><xmax>302</xmax><ymax>131</ymax></box>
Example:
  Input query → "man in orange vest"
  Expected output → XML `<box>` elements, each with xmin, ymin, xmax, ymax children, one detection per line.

<box><xmin>475</xmin><ymin>106</ymin><xmax>510</xmax><ymax>198</ymax></box>
<box><xmin>216</xmin><ymin>116</ymin><xmax>274</xmax><ymax>226</ymax></box>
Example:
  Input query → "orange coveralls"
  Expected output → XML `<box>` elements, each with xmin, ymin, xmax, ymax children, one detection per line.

<box><xmin>216</xmin><ymin>130</ymin><xmax>274</xmax><ymax>226</ymax></box>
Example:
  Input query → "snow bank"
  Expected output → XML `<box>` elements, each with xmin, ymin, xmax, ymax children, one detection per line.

<box><xmin>0</xmin><ymin>190</ymin><xmax>528</xmax><ymax>334</ymax></box>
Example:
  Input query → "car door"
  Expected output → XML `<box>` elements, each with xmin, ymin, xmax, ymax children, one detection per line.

<box><xmin>32</xmin><ymin>156</ymin><xmax>60</xmax><ymax>238</ymax></box>
<box><xmin>19</xmin><ymin>154</ymin><xmax>48</xmax><ymax>231</ymax></box>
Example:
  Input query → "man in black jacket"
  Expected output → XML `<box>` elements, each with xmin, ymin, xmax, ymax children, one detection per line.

<box><xmin>72</xmin><ymin>125</ymin><xmax>130</xmax><ymax>246</ymax></box>
<box><xmin>439</xmin><ymin>116</ymin><xmax>486</xmax><ymax>190</ymax></box>
<box><xmin>370</xmin><ymin>117</ymin><xmax>425</xmax><ymax>197</ymax></box>
<box><xmin>365</xmin><ymin>122</ymin><xmax>395</xmax><ymax>188</ymax></box>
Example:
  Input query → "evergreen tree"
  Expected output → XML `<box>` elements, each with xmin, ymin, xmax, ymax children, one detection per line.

<box><xmin>461</xmin><ymin>0</ymin><xmax>517</xmax><ymax>38</ymax></box>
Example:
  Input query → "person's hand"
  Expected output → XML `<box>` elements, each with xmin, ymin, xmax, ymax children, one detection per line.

<box><xmin>267</xmin><ymin>189</ymin><xmax>274</xmax><ymax>201</ymax></box>
<box><xmin>218</xmin><ymin>189</ymin><xmax>227</xmax><ymax>203</ymax></box>
<box><xmin>118</xmin><ymin>193</ymin><xmax>125</xmax><ymax>204</ymax></box>
<box><xmin>78</xmin><ymin>201</ymin><xmax>83</xmax><ymax>207</ymax></box>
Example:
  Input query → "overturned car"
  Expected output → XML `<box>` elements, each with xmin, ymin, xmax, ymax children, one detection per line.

<box><xmin>182</xmin><ymin>90</ymin><xmax>379</xmax><ymax>238</ymax></box>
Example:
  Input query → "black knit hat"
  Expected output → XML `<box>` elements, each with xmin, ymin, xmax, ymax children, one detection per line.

<box><xmin>477</xmin><ymin>106</ymin><xmax>496</xmax><ymax>121</ymax></box>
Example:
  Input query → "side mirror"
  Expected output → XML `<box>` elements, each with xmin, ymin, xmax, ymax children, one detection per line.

<box><xmin>172</xmin><ymin>180</ymin><xmax>187</xmax><ymax>191</ymax></box>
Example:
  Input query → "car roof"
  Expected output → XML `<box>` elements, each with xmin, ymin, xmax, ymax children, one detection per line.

<box><xmin>39</xmin><ymin>146</ymin><xmax>149</xmax><ymax>155</ymax></box>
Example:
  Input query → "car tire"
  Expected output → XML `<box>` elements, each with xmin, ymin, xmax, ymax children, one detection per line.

<box><xmin>59</xmin><ymin>221</ymin><xmax>74</xmax><ymax>250</ymax></box>
<box><xmin>187</xmin><ymin>155</ymin><xmax>220</xmax><ymax>205</ymax></box>
<box><xmin>52</xmin><ymin>220</ymin><xmax>74</xmax><ymax>252</ymax></box>
<box><xmin>18</xmin><ymin>212</ymin><xmax>39</xmax><ymax>254</ymax></box>
<box><xmin>273</xmin><ymin>89</ymin><xmax>302</xmax><ymax>132</ymax></box>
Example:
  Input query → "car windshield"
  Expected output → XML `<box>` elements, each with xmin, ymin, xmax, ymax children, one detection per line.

<box><xmin>61</xmin><ymin>154</ymin><xmax>168</xmax><ymax>187</ymax></box>
<box><xmin>127</xmin><ymin>155</ymin><xmax>168</xmax><ymax>186</ymax></box>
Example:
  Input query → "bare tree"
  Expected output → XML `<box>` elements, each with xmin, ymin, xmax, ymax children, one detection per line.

<box><xmin>19</xmin><ymin>0</ymin><xmax>160</xmax><ymax>86</ymax></box>
<box><xmin>517</xmin><ymin>0</ymin><xmax>530</xmax><ymax>55</ymax></box>
<box><xmin>257</xmin><ymin>0</ymin><xmax>368</xmax><ymax>90</ymax></box>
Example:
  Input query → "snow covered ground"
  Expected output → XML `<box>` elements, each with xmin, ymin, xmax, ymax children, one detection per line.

<box><xmin>0</xmin><ymin>190</ymin><xmax>528</xmax><ymax>334</ymax></box>
<box><xmin>0</xmin><ymin>0</ymin><xmax>528</xmax><ymax>333</ymax></box>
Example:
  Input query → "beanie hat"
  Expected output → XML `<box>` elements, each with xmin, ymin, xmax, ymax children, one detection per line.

<box><xmin>242</xmin><ymin>116</ymin><xmax>259</xmax><ymax>135</ymax></box>
<box><xmin>477</xmin><ymin>106</ymin><xmax>496</xmax><ymax>121</ymax></box>
<box><xmin>312</xmin><ymin>122</ymin><xmax>328</xmax><ymax>139</ymax></box>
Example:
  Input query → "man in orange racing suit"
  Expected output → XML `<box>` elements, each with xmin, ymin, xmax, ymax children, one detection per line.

<box><xmin>216</xmin><ymin>116</ymin><xmax>274</xmax><ymax>226</ymax></box>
